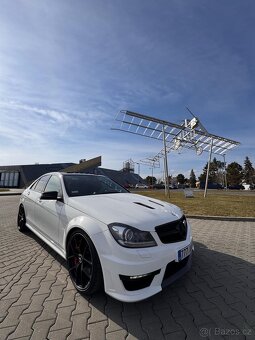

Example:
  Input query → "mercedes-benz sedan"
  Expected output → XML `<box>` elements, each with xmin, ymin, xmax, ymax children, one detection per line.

<box><xmin>18</xmin><ymin>172</ymin><xmax>193</xmax><ymax>302</ymax></box>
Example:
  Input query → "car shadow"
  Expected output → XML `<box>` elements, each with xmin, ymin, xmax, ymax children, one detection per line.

<box><xmin>25</xmin><ymin>230</ymin><xmax>255</xmax><ymax>339</ymax></box>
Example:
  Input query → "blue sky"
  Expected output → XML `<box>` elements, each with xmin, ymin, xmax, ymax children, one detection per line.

<box><xmin>0</xmin><ymin>0</ymin><xmax>254</xmax><ymax>179</ymax></box>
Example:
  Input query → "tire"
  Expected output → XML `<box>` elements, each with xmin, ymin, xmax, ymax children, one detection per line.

<box><xmin>17</xmin><ymin>205</ymin><xmax>28</xmax><ymax>232</ymax></box>
<box><xmin>66</xmin><ymin>230</ymin><xmax>103</xmax><ymax>295</ymax></box>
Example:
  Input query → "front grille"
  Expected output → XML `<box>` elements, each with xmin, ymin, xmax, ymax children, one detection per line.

<box><xmin>155</xmin><ymin>216</ymin><xmax>187</xmax><ymax>244</ymax></box>
<box><xmin>163</xmin><ymin>255</ymin><xmax>190</xmax><ymax>281</ymax></box>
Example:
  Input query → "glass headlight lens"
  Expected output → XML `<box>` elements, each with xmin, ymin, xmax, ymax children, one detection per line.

<box><xmin>108</xmin><ymin>223</ymin><xmax>157</xmax><ymax>248</ymax></box>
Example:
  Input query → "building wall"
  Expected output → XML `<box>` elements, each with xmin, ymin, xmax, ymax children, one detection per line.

<box><xmin>0</xmin><ymin>162</ymin><xmax>144</xmax><ymax>189</ymax></box>
<box><xmin>0</xmin><ymin>163</ymin><xmax>74</xmax><ymax>188</ymax></box>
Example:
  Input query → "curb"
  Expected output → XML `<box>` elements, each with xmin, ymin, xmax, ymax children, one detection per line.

<box><xmin>186</xmin><ymin>215</ymin><xmax>255</xmax><ymax>222</ymax></box>
<box><xmin>0</xmin><ymin>192</ymin><xmax>22</xmax><ymax>196</ymax></box>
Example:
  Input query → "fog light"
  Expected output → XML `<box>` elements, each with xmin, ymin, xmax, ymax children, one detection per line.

<box><xmin>120</xmin><ymin>270</ymin><xmax>160</xmax><ymax>291</ymax></box>
<box><xmin>129</xmin><ymin>274</ymin><xmax>150</xmax><ymax>279</ymax></box>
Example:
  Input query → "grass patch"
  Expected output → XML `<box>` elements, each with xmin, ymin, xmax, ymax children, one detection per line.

<box><xmin>134</xmin><ymin>190</ymin><xmax>255</xmax><ymax>217</ymax></box>
<box><xmin>0</xmin><ymin>188</ymin><xmax>10</xmax><ymax>192</ymax></box>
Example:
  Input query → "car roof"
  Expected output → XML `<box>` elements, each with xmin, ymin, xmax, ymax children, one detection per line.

<box><xmin>39</xmin><ymin>172</ymin><xmax>104</xmax><ymax>178</ymax></box>
<box><xmin>60</xmin><ymin>172</ymin><xmax>103</xmax><ymax>177</ymax></box>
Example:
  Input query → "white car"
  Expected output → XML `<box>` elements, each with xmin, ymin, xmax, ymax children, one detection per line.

<box><xmin>135</xmin><ymin>184</ymin><xmax>149</xmax><ymax>189</ymax></box>
<box><xmin>17</xmin><ymin>172</ymin><xmax>193</xmax><ymax>302</ymax></box>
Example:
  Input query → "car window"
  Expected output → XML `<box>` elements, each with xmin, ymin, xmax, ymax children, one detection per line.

<box><xmin>44</xmin><ymin>175</ymin><xmax>62</xmax><ymax>196</ymax></box>
<box><xmin>30</xmin><ymin>179</ymin><xmax>39</xmax><ymax>190</ymax></box>
<box><xmin>63</xmin><ymin>174</ymin><xmax>128</xmax><ymax>197</ymax></box>
<box><xmin>33</xmin><ymin>175</ymin><xmax>51</xmax><ymax>193</ymax></box>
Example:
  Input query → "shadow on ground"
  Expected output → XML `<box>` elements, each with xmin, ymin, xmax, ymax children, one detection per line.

<box><xmin>25</xmin><ymin>230</ymin><xmax>255</xmax><ymax>340</ymax></box>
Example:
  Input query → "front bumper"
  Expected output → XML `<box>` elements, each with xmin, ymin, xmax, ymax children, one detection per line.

<box><xmin>92</xmin><ymin>222</ymin><xmax>193</xmax><ymax>302</ymax></box>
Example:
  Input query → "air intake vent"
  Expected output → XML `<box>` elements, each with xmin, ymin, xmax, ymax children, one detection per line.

<box><xmin>148</xmin><ymin>200</ymin><xmax>164</xmax><ymax>207</ymax></box>
<box><xmin>134</xmin><ymin>202</ymin><xmax>155</xmax><ymax>209</ymax></box>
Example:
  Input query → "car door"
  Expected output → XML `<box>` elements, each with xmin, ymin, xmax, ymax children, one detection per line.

<box><xmin>24</xmin><ymin>175</ymin><xmax>50</xmax><ymax>228</ymax></box>
<box><xmin>23</xmin><ymin>180</ymin><xmax>39</xmax><ymax>228</ymax></box>
<box><xmin>34</xmin><ymin>175</ymin><xmax>64</xmax><ymax>246</ymax></box>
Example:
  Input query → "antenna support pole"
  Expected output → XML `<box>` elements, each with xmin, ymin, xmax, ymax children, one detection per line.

<box><xmin>162</xmin><ymin>125</ymin><xmax>170</xmax><ymax>198</ymax></box>
<box><xmin>204</xmin><ymin>137</ymin><xmax>213</xmax><ymax>198</ymax></box>
<box><xmin>223</xmin><ymin>154</ymin><xmax>227</xmax><ymax>190</ymax></box>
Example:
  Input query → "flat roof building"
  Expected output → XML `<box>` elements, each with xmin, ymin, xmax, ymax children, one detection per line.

<box><xmin>0</xmin><ymin>156</ymin><xmax>144</xmax><ymax>189</ymax></box>
<box><xmin>0</xmin><ymin>162</ymin><xmax>74</xmax><ymax>188</ymax></box>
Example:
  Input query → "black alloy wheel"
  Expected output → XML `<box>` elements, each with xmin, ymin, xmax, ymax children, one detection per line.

<box><xmin>17</xmin><ymin>205</ymin><xmax>28</xmax><ymax>232</ymax></box>
<box><xmin>67</xmin><ymin>230</ymin><xmax>103</xmax><ymax>295</ymax></box>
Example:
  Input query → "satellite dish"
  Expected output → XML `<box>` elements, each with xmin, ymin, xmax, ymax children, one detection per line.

<box><xmin>196</xmin><ymin>146</ymin><xmax>203</xmax><ymax>155</ymax></box>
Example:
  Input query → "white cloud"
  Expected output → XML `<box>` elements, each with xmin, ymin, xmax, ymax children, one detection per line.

<box><xmin>0</xmin><ymin>98</ymin><xmax>109</xmax><ymax>131</ymax></box>
<box><xmin>0</xmin><ymin>0</ymin><xmax>253</xmax><ymax>175</ymax></box>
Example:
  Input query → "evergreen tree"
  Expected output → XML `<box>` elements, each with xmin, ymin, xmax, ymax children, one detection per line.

<box><xmin>189</xmin><ymin>169</ymin><xmax>196</xmax><ymax>188</ymax></box>
<box><xmin>177</xmin><ymin>173</ymin><xmax>185</xmax><ymax>184</ymax></box>
<box><xmin>243</xmin><ymin>156</ymin><xmax>254</xmax><ymax>184</ymax></box>
<box><xmin>199</xmin><ymin>157</ymin><xmax>225</xmax><ymax>185</ymax></box>
<box><xmin>226</xmin><ymin>162</ymin><xmax>243</xmax><ymax>186</ymax></box>
<box><xmin>145</xmin><ymin>176</ymin><xmax>157</xmax><ymax>185</ymax></box>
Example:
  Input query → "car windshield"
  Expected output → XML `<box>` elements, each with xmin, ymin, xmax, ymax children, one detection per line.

<box><xmin>63</xmin><ymin>174</ymin><xmax>128</xmax><ymax>197</ymax></box>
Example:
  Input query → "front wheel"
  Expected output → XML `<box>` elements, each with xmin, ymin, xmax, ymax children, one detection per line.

<box><xmin>67</xmin><ymin>230</ymin><xmax>103</xmax><ymax>295</ymax></box>
<box><xmin>17</xmin><ymin>205</ymin><xmax>28</xmax><ymax>232</ymax></box>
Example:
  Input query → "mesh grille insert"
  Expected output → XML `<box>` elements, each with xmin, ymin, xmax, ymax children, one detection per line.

<box><xmin>155</xmin><ymin>216</ymin><xmax>187</xmax><ymax>244</ymax></box>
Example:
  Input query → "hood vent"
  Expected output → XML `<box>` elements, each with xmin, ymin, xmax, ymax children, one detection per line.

<box><xmin>148</xmin><ymin>200</ymin><xmax>164</xmax><ymax>207</ymax></box>
<box><xmin>134</xmin><ymin>202</ymin><xmax>155</xmax><ymax>210</ymax></box>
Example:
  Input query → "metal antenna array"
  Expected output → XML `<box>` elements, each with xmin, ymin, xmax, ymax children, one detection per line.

<box><xmin>112</xmin><ymin>110</ymin><xmax>240</xmax><ymax>197</ymax></box>
<box><xmin>139</xmin><ymin>157</ymin><xmax>160</xmax><ymax>169</ymax></box>
<box><xmin>138</xmin><ymin>157</ymin><xmax>160</xmax><ymax>188</ymax></box>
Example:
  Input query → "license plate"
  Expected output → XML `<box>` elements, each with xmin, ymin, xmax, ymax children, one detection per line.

<box><xmin>177</xmin><ymin>242</ymin><xmax>192</xmax><ymax>262</ymax></box>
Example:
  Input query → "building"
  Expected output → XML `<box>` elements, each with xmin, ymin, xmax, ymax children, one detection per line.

<box><xmin>0</xmin><ymin>162</ymin><xmax>74</xmax><ymax>188</ymax></box>
<box><xmin>0</xmin><ymin>156</ymin><xmax>144</xmax><ymax>189</ymax></box>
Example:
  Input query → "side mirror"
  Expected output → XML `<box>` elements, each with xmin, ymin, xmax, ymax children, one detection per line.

<box><xmin>40</xmin><ymin>191</ymin><xmax>58</xmax><ymax>200</ymax></box>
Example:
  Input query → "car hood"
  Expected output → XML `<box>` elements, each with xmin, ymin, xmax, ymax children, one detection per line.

<box><xmin>67</xmin><ymin>193</ymin><xmax>183</xmax><ymax>231</ymax></box>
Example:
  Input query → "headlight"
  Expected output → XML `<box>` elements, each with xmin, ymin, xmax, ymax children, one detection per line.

<box><xmin>108</xmin><ymin>223</ymin><xmax>157</xmax><ymax>248</ymax></box>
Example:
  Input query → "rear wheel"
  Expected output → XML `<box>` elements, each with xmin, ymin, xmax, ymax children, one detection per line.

<box><xmin>17</xmin><ymin>205</ymin><xmax>28</xmax><ymax>232</ymax></box>
<box><xmin>67</xmin><ymin>230</ymin><xmax>103</xmax><ymax>295</ymax></box>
